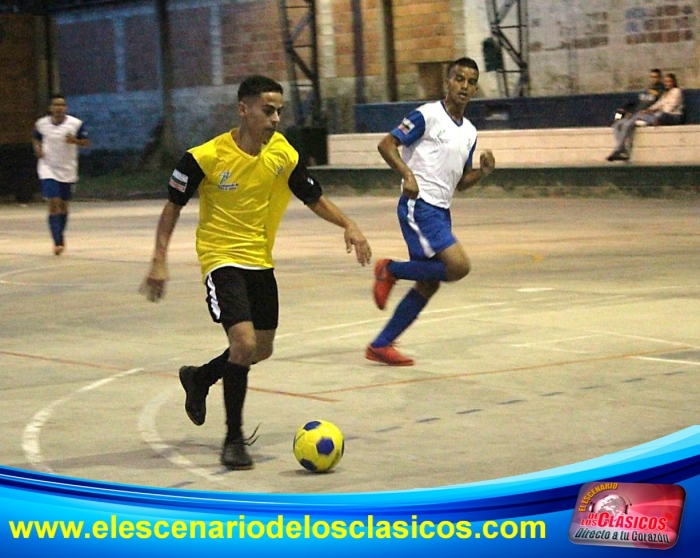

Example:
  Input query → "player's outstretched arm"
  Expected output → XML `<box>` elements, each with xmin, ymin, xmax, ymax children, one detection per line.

<box><xmin>140</xmin><ymin>201</ymin><xmax>182</xmax><ymax>302</ymax></box>
<box><xmin>306</xmin><ymin>196</ymin><xmax>372</xmax><ymax>266</ymax></box>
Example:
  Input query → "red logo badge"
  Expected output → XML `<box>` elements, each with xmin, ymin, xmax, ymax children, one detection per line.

<box><xmin>569</xmin><ymin>482</ymin><xmax>685</xmax><ymax>549</ymax></box>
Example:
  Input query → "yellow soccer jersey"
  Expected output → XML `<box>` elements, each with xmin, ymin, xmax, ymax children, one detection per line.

<box><xmin>167</xmin><ymin>130</ymin><xmax>322</xmax><ymax>278</ymax></box>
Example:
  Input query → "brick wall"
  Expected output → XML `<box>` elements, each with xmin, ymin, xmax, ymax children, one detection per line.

<box><xmin>0</xmin><ymin>1</ymin><xmax>480</xmax><ymax>153</ymax></box>
<box><xmin>528</xmin><ymin>0</ymin><xmax>698</xmax><ymax>96</ymax></box>
<box><xmin>48</xmin><ymin>0</ymin><xmax>700</xmax><ymax>150</ymax></box>
<box><xmin>331</xmin><ymin>0</ymin><xmax>357</xmax><ymax>80</ymax></box>
<box><xmin>221</xmin><ymin>0</ymin><xmax>286</xmax><ymax>82</ymax></box>
<box><xmin>393</xmin><ymin>0</ymin><xmax>455</xmax><ymax>64</ymax></box>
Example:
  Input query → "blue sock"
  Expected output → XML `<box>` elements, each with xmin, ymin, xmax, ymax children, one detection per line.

<box><xmin>372</xmin><ymin>289</ymin><xmax>428</xmax><ymax>347</ymax></box>
<box><xmin>58</xmin><ymin>213</ymin><xmax>68</xmax><ymax>245</ymax></box>
<box><xmin>48</xmin><ymin>215</ymin><xmax>62</xmax><ymax>246</ymax></box>
<box><xmin>388</xmin><ymin>260</ymin><xmax>448</xmax><ymax>282</ymax></box>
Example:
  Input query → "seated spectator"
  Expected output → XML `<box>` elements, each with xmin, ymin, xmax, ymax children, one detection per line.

<box><xmin>607</xmin><ymin>72</ymin><xmax>684</xmax><ymax>162</ymax></box>
<box><xmin>612</xmin><ymin>68</ymin><xmax>664</xmax><ymax>124</ymax></box>
<box><xmin>608</xmin><ymin>69</ymin><xmax>663</xmax><ymax>161</ymax></box>
<box><xmin>633</xmin><ymin>73</ymin><xmax>684</xmax><ymax>126</ymax></box>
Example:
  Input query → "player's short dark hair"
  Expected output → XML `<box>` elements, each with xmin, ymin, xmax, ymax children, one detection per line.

<box><xmin>50</xmin><ymin>93</ymin><xmax>66</xmax><ymax>101</ymax></box>
<box><xmin>447</xmin><ymin>57</ymin><xmax>479</xmax><ymax>77</ymax></box>
<box><xmin>237</xmin><ymin>75</ymin><xmax>283</xmax><ymax>102</ymax></box>
<box><xmin>650</xmin><ymin>68</ymin><xmax>662</xmax><ymax>76</ymax></box>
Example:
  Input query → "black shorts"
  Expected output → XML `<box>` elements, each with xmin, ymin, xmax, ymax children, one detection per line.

<box><xmin>204</xmin><ymin>266</ymin><xmax>279</xmax><ymax>331</ymax></box>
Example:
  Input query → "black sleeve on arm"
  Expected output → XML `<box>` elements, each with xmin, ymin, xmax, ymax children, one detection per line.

<box><xmin>288</xmin><ymin>161</ymin><xmax>323</xmax><ymax>205</ymax></box>
<box><xmin>167</xmin><ymin>152</ymin><xmax>205</xmax><ymax>206</ymax></box>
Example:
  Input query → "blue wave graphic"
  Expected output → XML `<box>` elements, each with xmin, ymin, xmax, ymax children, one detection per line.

<box><xmin>2</xmin><ymin>426</ymin><xmax>699</xmax><ymax>557</ymax></box>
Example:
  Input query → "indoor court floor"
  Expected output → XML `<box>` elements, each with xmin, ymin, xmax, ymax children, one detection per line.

<box><xmin>1</xmin><ymin>196</ymin><xmax>699</xmax><ymax>494</ymax></box>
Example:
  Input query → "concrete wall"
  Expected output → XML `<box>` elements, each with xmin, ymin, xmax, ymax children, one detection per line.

<box><xmin>54</xmin><ymin>0</ymin><xmax>294</xmax><ymax>153</ymax></box>
<box><xmin>528</xmin><ymin>0</ymin><xmax>699</xmax><ymax>96</ymax></box>
<box><xmin>327</xmin><ymin>125</ymin><xmax>700</xmax><ymax>168</ymax></box>
<box><xmin>50</xmin><ymin>0</ymin><xmax>700</xmax><ymax>153</ymax></box>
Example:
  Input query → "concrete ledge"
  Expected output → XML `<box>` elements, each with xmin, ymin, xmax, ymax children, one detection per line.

<box><xmin>328</xmin><ymin>125</ymin><xmax>700</xmax><ymax>169</ymax></box>
<box><xmin>310</xmin><ymin>165</ymin><xmax>700</xmax><ymax>197</ymax></box>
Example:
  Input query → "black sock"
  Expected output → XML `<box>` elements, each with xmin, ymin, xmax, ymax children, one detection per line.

<box><xmin>222</xmin><ymin>362</ymin><xmax>250</xmax><ymax>442</ymax></box>
<box><xmin>196</xmin><ymin>349</ymin><xmax>229</xmax><ymax>387</ymax></box>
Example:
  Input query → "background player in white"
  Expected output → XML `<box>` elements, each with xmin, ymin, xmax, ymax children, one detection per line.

<box><xmin>367</xmin><ymin>57</ymin><xmax>495</xmax><ymax>366</ymax></box>
<box><xmin>32</xmin><ymin>93</ymin><xmax>90</xmax><ymax>255</ymax></box>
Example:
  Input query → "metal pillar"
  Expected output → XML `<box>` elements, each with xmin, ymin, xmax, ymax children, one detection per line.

<box><xmin>485</xmin><ymin>0</ymin><xmax>530</xmax><ymax>97</ymax></box>
<box><xmin>278</xmin><ymin>0</ymin><xmax>323</xmax><ymax>127</ymax></box>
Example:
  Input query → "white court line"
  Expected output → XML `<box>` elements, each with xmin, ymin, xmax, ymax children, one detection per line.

<box><xmin>517</xmin><ymin>287</ymin><xmax>554</xmax><ymax>292</ymax></box>
<box><xmin>274</xmin><ymin>302</ymin><xmax>509</xmax><ymax>339</ymax></box>
<box><xmin>22</xmin><ymin>368</ymin><xmax>143</xmax><ymax>473</ymax></box>
<box><xmin>137</xmin><ymin>303</ymin><xmax>511</xmax><ymax>479</ymax></box>
<box><xmin>21</xmin><ymin>363</ymin><xmax>267</xmax><ymax>484</ymax></box>
<box><xmin>0</xmin><ymin>265</ymin><xmax>56</xmax><ymax>280</ymax></box>
<box><xmin>588</xmin><ymin>330</ymin><xmax>700</xmax><ymax>350</ymax></box>
<box><xmin>274</xmin><ymin>318</ymin><xmax>385</xmax><ymax>339</ymax></box>
<box><xmin>0</xmin><ymin>279</ymin><xmax>193</xmax><ymax>287</ymax></box>
<box><xmin>420</xmin><ymin>302</ymin><xmax>509</xmax><ymax>315</ymax></box>
<box><xmin>519</xmin><ymin>346</ymin><xmax>591</xmax><ymax>354</ymax></box>
<box><xmin>511</xmin><ymin>334</ymin><xmax>606</xmax><ymax>348</ymax></box>
<box><xmin>273</xmin><ymin>307</ymin><xmax>516</xmax><ymax>352</ymax></box>
<box><xmin>138</xmin><ymin>386</ymin><xmax>224</xmax><ymax>484</ymax></box>
<box><xmin>23</xmin><ymin>296</ymin><xmax>695</xmax><ymax>483</ymax></box>
<box><xmin>140</xmin><ymin>300</ymin><xmax>694</xmax><ymax>480</ymax></box>
<box><xmin>411</xmin><ymin>307</ymin><xmax>516</xmax><ymax>325</ymax></box>
<box><xmin>0</xmin><ymin>263</ymin><xmax>192</xmax><ymax>287</ymax></box>
<box><xmin>633</xmin><ymin>357</ymin><xmax>700</xmax><ymax>366</ymax></box>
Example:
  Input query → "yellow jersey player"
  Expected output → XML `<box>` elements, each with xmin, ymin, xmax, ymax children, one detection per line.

<box><xmin>141</xmin><ymin>75</ymin><xmax>372</xmax><ymax>470</ymax></box>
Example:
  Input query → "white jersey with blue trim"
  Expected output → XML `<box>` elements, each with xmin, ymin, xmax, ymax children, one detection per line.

<box><xmin>390</xmin><ymin>100</ymin><xmax>477</xmax><ymax>209</ymax></box>
<box><xmin>34</xmin><ymin>115</ymin><xmax>87</xmax><ymax>183</ymax></box>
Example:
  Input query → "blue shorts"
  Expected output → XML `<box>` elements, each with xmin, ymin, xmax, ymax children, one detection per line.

<box><xmin>41</xmin><ymin>179</ymin><xmax>73</xmax><ymax>201</ymax></box>
<box><xmin>397</xmin><ymin>197</ymin><xmax>456</xmax><ymax>260</ymax></box>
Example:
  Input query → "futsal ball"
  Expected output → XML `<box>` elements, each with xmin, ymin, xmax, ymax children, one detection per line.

<box><xmin>293</xmin><ymin>420</ymin><xmax>345</xmax><ymax>473</ymax></box>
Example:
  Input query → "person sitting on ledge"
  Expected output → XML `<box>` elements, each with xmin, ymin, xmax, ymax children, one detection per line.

<box><xmin>607</xmin><ymin>72</ymin><xmax>684</xmax><ymax>162</ymax></box>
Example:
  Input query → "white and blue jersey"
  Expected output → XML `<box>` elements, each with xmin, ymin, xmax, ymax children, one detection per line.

<box><xmin>390</xmin><ymin>101</ymin><xmax>477</xmax><ymax>259</ymax></box>
<box><xmin>33</xmin><ymin>115</ymin><xmax>87</xmax><ymax>184</ymax></box>
<box><xmin>390</xmin><ymin>100</ymin><xmax>477</xmax><ymax>209</ymax></box>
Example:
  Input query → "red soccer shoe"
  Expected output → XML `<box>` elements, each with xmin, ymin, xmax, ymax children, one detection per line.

<box><xmin>365</xmin><ymin>344</ymin><xmax>415</xmax><ymax>366</ymax></box>
<box><xmin>373</xmin><ymin>258</ymin><xmax>397</xmax><ymax>310</ymax></box>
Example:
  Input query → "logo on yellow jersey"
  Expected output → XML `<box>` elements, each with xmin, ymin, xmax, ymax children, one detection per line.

<box><xmin>218</xmin><ymin>171</ymin><xmax>238</xmax><ymax>191</ymax></box>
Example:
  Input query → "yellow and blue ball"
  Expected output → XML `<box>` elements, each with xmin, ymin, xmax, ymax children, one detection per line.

<box><xmin>293</xmin><ymin>420</ymin><xmax>345</xmax><ymax>473</ymax></box>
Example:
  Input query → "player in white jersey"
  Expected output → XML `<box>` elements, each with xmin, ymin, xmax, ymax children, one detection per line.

<box><xmin>367</xmin><ymin>57</ymin><xmax>495</xmax><ymax>366</ymax></box>
<box><xmin>32</xmin><ymin>94</ymin><xmax>90</xmax><ymax>255</ymax></box>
